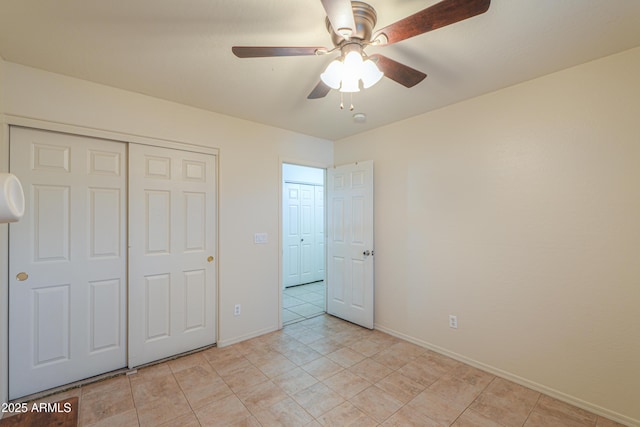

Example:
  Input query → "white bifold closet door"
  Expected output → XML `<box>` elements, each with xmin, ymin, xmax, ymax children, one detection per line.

<box><xmin>128</xmin><ymin>143</ymin><xmax>216</xmax><ymax>368</ymax></box>
<box><xmin>9</xmin><ymin>127</ymin><xmax>127</xmax><ymax>399</ymax></box>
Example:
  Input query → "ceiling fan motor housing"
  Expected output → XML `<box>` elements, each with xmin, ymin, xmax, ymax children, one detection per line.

<box><xmin>326</xmin><ymin>1</ymin><xmax>377</xmax><ymax>46</ymax></box>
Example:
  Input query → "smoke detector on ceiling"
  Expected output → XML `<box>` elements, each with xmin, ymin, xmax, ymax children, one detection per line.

<box><xmin>353</xmin><ymin>112</ymin><xmax>367</xmax><ymax>123</ymax></box>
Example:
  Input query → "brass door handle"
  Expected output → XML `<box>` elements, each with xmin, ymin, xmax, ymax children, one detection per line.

<box><xmin>16</xmin><ymin>272</ymin><xmax>29</xmax><ymax>281</ymax></box>
<box><xmin>207</xmin><ymin>256</ymin><xmax>214</xmax><ymax>263</ymax></box>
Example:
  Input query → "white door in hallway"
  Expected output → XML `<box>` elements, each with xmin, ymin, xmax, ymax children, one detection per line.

<box><xmin>9</xmin><ymin>127</ymin><xmax>127</xmax><ymax>399</ymax></box>
<box><xmin>283</xmin><ymin>183</ymin><xmax>302</xmax><ymax>287</ymax></box>
<box><xmin>314</xmin><ymin>185</ymin><xmax>325</xmax><ymax>282</ymax></box>
<box><xmin>128</xmin><ymin>143</ymin><xmax>217</xmax><ymax>368</ymax></box>
<box><xmin>283</xmin><ymin>183</ymin><xmax>322</xmax><ymax>287</ymax></box>
<box><xmin>299</xmin><ymin>184</ymin><xmax>315</xmax><ymax>284</ymax></box>
<box><xmin>327</xmin><ymin>161</ymin><xmax>374</xmax><ymax>329</ymax></box>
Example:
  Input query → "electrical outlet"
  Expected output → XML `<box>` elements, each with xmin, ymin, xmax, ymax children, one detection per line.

<box><xmin>234</xmin><ymin>304</ymin><xmax>241</xmax><ymax>316</ymax></box>
<box><xmin>449</xmin><ymin>315</ymin><xmax>458</xmax><ymax>329</ymax></box>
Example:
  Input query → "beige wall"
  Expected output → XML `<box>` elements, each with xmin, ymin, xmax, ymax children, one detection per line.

<box><xmin>334</xmin><ymin>47</ymin><xmax>640</xmax><ymax>424</ymax></box>
<box><xmin>2</xmin><ymin>46</ymin><xmax>639</xmax><ymax>423</ymax></box>
<box><xmin>0</xmin><ymin>62</ymin><xmax>333</xmax><ymax>400</ymax></box>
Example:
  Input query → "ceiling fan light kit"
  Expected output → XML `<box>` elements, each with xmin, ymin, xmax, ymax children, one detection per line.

<box><xmin>320</xmin><ymin>44</ymin><xmax>384</xmax><ymax>92</ymax></box>
<box><xmin>232</xmin><ymin>0</ymin><xmax>491</xmax><ymax>107</ymax></box>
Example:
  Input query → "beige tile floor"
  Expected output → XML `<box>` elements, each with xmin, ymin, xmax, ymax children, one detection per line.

<box><xmin>283</xmin><ymin>281</ymin><xmax>326</xmax><ymax>325</ymax></box>
<box><xmin>2</xmin><ymin>314</ymin><xmax>627</xmax><ymax>427</ymax></box>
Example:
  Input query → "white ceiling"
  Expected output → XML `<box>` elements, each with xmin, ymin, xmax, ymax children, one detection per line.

<box><xmin>1</xmin><ymin>0</ymin><xmax>639</xmax><ymax>141</ymax></box>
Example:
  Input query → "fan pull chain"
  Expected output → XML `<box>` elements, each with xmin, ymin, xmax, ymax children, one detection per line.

<box><xmin>338</xmin><ymin>92</ymin><xmax>356</xmax><ymax>110</ymax></box>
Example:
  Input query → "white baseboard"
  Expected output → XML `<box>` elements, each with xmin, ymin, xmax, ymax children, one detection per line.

<box><xmin>373</xmin><ymin>323</ymin><xmax>638</xmax><ymax>427</ymax></box>
<box><xmin>217</xmin><ymin>325</ymin><xmax>279</xmax><ymax>348</ymax></box>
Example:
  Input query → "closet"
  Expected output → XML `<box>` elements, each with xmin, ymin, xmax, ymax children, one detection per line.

<box><xmin>8</xmin><ymin>126</ymin><xmax>217</xmax><ymax>399</ymax></box>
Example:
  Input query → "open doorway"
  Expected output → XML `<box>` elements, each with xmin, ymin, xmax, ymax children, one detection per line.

<box><xmin>282</xmin><ymin>163</ymin><xmax>326</xmax><ymax>325</ymax></box>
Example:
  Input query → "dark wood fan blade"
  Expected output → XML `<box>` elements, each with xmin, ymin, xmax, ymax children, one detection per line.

<box><xmin>369</xmin><ymin>54</ymin><xmax>427</xmax><ymax>88</ymax></box>
<box><xmin>307</xmin><ymin>81</ymin><xmax>332</xmax><ymax>99</ymax></box>
<box><xmin>232</xmin><ymin>46</ymin><xmax>326</xmax><ymax>58</ymax></box>
<box><xmin>373</xmin><ymin>0</ymin><xmax>490</xmax><ymax>45</ymax></box>
<box><xmin>321</xmin><ymin>0</ymin><xmax>356</xmax><ymax>38</ymax></box>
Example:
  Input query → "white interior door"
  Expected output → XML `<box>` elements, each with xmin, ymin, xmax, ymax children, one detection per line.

<box><xmin>327</xmin><ymin>161</ymin><xmax>374</xmax><ymax>329</ymax></box>
<box><xmin>284</xmin><ymin>182</ymin><xmax>324</xmax><ymax>287</ymax></box>
<box><xmin>314</xmin><ymin>185</ymin><xmax>325</xmax><ymax>282</ymax></box>
<box><xmin>9</xmin><ymin>127</ymin><xmax>126</xmax><ymax>399</ymax></box>
<box><xmin>299</xmin><ymin>184</ymin><xmax>315</xmax><ymax>284</ymax></box>
<box><xmin>128</xmin><ymin>143</ymin><xmax>216</xmax><ymax>368</ymax></box>
<box><xmin>283</xmin><ymin>183</ymin><xmax>301</xmax><ymax>287</ymax></box>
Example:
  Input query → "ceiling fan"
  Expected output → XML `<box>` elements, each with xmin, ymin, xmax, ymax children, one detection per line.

<box><xmin>232</xmin><ymin>0</ymin><xmax>490</xmax><ymax>104</ymax></box>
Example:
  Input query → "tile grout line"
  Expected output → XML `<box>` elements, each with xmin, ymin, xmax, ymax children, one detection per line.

<box><xmin>522</xmin><ymin>393</ymin><xmax>543</xmax><ymax>427</ymax></box>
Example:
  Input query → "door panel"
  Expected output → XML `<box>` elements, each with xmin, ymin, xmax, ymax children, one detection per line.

<box><xmin>300</xmin><ymin>185</ymin><xmax>315</xmax><ymax>283</ymax></box>
<box><xmin>128</xmin><ymin>144</ymin><xmax>216</xmax><ymax>367</ymax></box>
<box><xmin>146</xmin><ymin>274</ymin><xmax>171</xmax><ymax>341</ymax></box>
<box><xmin>185</xmin><ymin>270</ymin><xmax>206</xmax><ymax>331</ymax></box>
<box><xmin>283</xmin><ymin>183</ymin><xmax>301</xmax><ymax>287</ymax></box>
<box><xmin>327</xmin><ymin>161</ymin><xmax>374</xmax><ymax>329</ymax></box>
<box><xmin>34</xmin><ymin>185</ymin><xmax>70</xmax><ymax>261</ymax></box>
<box><xmin>185</xmin><ymin>192</ymin><xmax>206</xmax><ymax>251</ymax></box>
<box><xmin>314</xmin><ymin>186</ymin><xmax>325</xmax><ymax>281</ymax></box>
<box><xmin>90</xmin><ymin>188</ymin><xmax>121</xmax><ymax>257</ymax></box>
<box><xmin>9</xmin><ymin>127</ymin><xmax>126</xmax><ymax>399</ymax></box>
<box><xmin>34</xmin><ymin>285</ymin><xmax>70</xmax><ymax>364</ymax></box>
<box><xmin>90</xmin><ymin>279</ymin><xmax>122</xmax><ymax>352</ymax></box>
<box><xmin>146</xmin><ymin>190</ymin><xmax>171</xmax><ymax>254</ymax></box>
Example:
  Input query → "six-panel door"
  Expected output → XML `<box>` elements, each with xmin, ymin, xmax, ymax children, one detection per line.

<box><xmin>9</xmin><ymin>127</ymin><xmax>127</xmax><ymax>399</ymax></box>
<box><xmin>327</xmin><ymin>161</ymin><xmax>374</xmax><ymax>329</ymax></box>
<box><xmin>284</xmin><ymin>182</ymin><xmax>323</xmax><ymax>287</ymax></box>
<box><xmin>128</xmin><ymin>143</ymin><xmax>217</xmax><ymax>368</ymax></box>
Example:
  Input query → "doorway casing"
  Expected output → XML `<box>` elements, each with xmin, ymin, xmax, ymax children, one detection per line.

<box><xmin>278</xmin><ymin>159</ymin><xmax>330</xmax><ymax>329</ymax></box>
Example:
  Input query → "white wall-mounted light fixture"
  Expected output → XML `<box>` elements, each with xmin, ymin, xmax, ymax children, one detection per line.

<box><xmin>320</xmin><ymin>44</ymin><xmax>383</xmax><ymax>93</ymax></box>
<box><xmin>0</xmin><ymin>173</ymin><xmax>25</xmax><ymax>223</ymax></box>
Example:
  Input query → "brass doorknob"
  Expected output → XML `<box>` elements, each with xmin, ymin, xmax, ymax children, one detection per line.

<box><xmin>16</xmin><ymin>272</ymin><xmax>28</xmax><ymax>281</ymax></box>
<box><xmin>207</xmin><ymin>256</ymin><xmax>214</xmax><ymax>262</ymax></box>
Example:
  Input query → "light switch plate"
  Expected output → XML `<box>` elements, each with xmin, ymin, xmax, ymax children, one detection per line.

<box><xmin>254</xmin><ymin>233</ymin><xmax>268</xmax><ymax>244</ymax></box>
